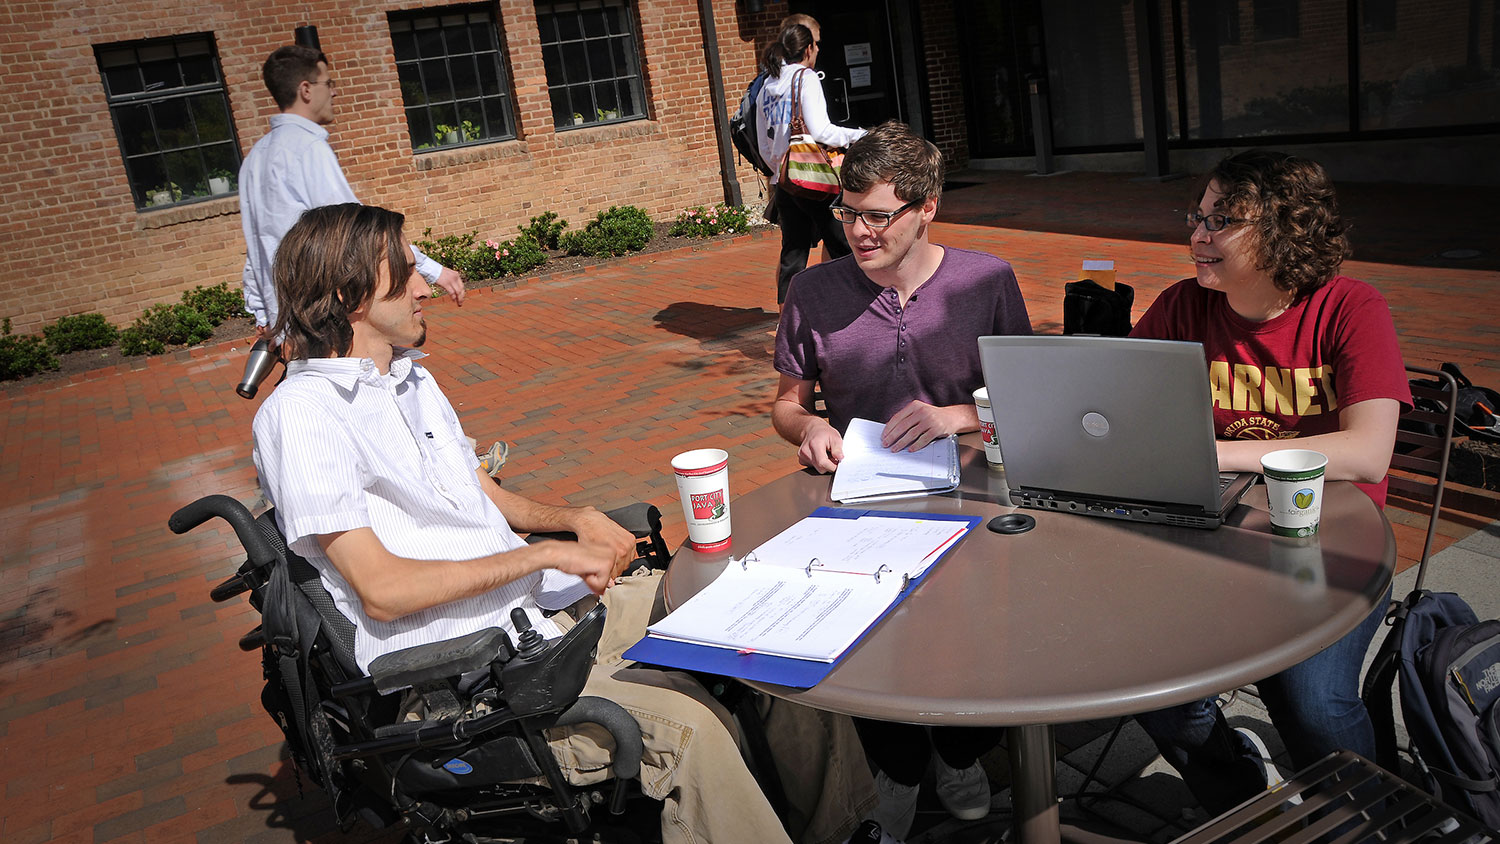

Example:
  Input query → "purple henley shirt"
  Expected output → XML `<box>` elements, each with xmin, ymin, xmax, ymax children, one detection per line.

<box><xmin>774</xmin><ymin>247</ymin><xmax>1032</xmax><ymax>434</ymax></box>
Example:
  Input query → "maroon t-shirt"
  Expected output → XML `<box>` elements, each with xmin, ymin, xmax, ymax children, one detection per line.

<box><xmin>1131</xmin><ymin>275</ymin><xmax>1412</xmax><ymax>506</ymax></box>
<box><xmin>774</xmin><ymin>247</ymin><xmax>1032</xmax><ymax>435</ymax></box>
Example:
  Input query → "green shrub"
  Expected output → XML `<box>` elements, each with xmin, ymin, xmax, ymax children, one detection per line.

<box><xmin>558</xmin><ymin>205</ymin><xmax>654</xmax><ymax>257</ymax></box>
<box><xmin>43</xmin><ymin>313</ymin><xmax>118</xmax><ymax>353</ymax></box>
<box><xmin>119</xmin><ymin>304</ymin><xmax>213</xmax><ymax>356</ymax></box>
<box><xmin>412</xmin><ymin>228</ymin><xmax>481</xmax><ymax>276</ymax></box>
<box><xmin>490</xmin><ymin>235</ymin><xmax>548</xmax><ymax>277</ymax></box>
<box><xmin>413</xmin><ymin>229</ymin><xmax>550</xmax><ymax>286</ymax></box>
<box><xmin>669</xmin><ymin>203</ymin><xmax>750</xmax><ymax>238</ymax></box>
<box><xmin>0</xmin><ymin>319</ymin><xmax>60</xmax><ymax>381</ymax></box>
<box><xmin>518</xmin><ymin>211</ymin><xmax>568</xmax><ymax>250</ymax></box>
<box><xmin>180</xmin><ymin>282</ymin><xmax>249</xmax><ymax>326</ymax></box>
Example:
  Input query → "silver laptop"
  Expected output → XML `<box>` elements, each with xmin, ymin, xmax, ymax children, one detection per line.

<box><xmin>977</xmin><ymin>335</ymin><xmax>1256</xmax><ymax>529</ymax></box>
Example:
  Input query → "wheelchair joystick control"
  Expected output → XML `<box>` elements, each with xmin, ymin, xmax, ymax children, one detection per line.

<box><xmin>511</xmin><ymin>608</ymin><xmax>546</xmax><ymax>660</ymax></box>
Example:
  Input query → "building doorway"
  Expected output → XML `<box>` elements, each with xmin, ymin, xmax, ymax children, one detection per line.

<box><xmin>958</xmin><ymin>0</ymin><xmax>1046</xmax><ymax>159</ymax></box>
<box><xmin>789</xmin><ymin>0</ymin><xmax>906</xmax><ymax>129</ymax></box>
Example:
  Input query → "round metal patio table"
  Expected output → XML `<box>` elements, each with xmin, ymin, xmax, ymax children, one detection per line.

<box><xmin>662</xmin><ymin>435</ymin><xmax>1396</xmax><ymax>844</ymax></box>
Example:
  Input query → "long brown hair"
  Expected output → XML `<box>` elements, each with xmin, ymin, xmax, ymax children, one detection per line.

<box><xmin>270</xmin><ymin>203</ymin><xmax>415</xmax><ymax>360</ymax></box>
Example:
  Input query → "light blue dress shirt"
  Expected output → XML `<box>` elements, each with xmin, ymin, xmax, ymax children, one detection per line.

<box><xmin>238</xmin><ymin>113</ymin><xmax>443</xmax><ymax>328</ymax></box>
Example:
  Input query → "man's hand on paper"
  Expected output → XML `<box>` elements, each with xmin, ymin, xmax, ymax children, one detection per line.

<box><xmin>881</xmin><ymin>400</ymin><xmax>971</xmax><ymax>452</ymax></box>
<box><xmin>799</xmin><ymin>421</ymin><xmax>845</xmax><ymax>474</ymax></box>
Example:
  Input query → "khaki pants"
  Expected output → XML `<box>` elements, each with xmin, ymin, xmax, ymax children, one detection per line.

<box><xmin>545</xmin><ymin>569</ymin><xmax>876</xmax><ymax>844</ymax></box>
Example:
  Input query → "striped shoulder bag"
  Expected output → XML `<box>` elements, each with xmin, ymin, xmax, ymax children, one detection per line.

<box><xmin>778</xmin><ymin>69</ymin><xmax>844</xmax><ymax>200</ymax></box>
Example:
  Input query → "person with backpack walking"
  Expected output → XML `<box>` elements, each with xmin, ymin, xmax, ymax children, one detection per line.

<box><xmin>1128</xmin><ymin>150</ymin><xmax>1414</xmax><ymax>817</ymax></box>
<box><xmin>757</xmin><ymin>16</ymin><xmax>866</xmax><ymax>305</ymax></box>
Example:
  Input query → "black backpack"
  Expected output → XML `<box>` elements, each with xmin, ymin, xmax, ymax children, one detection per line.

<box><xmin>730</xmin><ymin>72</ymin><xmax>774</xmax><ymax>179</ymax></box>
<box><xmin>1403</xmin><ymin>362</ymin><xmax>1500</xmax><ymax>444</ymax></box>
<box><xmin>1364</xmin><ymin>589</ymin><xmax>1500</xmax><ymax>829</ymax></box>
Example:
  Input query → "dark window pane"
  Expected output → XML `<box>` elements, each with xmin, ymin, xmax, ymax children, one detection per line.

<box><xmin>586</xmin><ymin>39</ymin><xmax>613</xmax><ymax>79</ymax></box>
<box><xmin>432</xmin><ymin>104</ymin><xmax>460</xmax><ymax>138</ymax></box>
<box><xmin>556</xmin><ymin>10</ymin><xmax>582</xmax><ymax>41</ymax></box>
<box><xmin>202</xmin><ymin>142</ymin><xmax>238</xmax><ymax>178</ymax></box>
<box><xmin>1253</xmin><ymin>0</ymin><xmax>1299</xmax><ymax>40</ymax></box>
<box><xmin>582</xmin><ymin>8</ymin><xmax>608</xmax><ymax>38</ymax></box>
<box><xmin>444</xmin><ymin>18</ymin><xmax>472</xmax><ymax>54</ymax></box>
<box><xmin>141</xmin><ymin>59</ymin><xmax>180</xmax><ymax>92</ymax></box>
<box><xmin>452</xmin><ymin>57</ymin><xmax>480</xmax><ymax>99</ymax></box>
<box><xmin>618</xmin><ymin>79</ymin><xmax>639</xmax><ymax>116</ymax></box>
<box><xmin>606</xmin><ymin>4</ymin><xmax>627</xmax><ymax>34</ymax></box>
<box><xmin>407</xmin><ymin>107</ymin><xmax>434</xmax><ymax>148</ymax></box>
<box><xmin>181</xmin><ymin>54</ymin><xmax>215</xmax><ymax>85</ymax></box>
<box><xmin>552</xmin><ymin>87</ymin><xmax>575</xmax><ymax>126</ymax></box>
<box><xmin>392</xmin><ymin>26</ymin><xmax>418</xmax><ymax>62</ymax></box>
<box><xmin>614</xmin><ymin>31</ymin><xmax>639</xmax><ymax>71</ymax></box>
<box><xmin>117</xmin><ymin>104</ymin><xmax>157</xmax><ymax>155</ymax></box>
<box><xmin>397</xmin><ymin>63</ymin><xmax>426</xmax><ymax>105</ymax></box>
<box><xmin>469</xmin><ymin>20</ymin><xmax>495</xmax><ymax>51</ymax></box>
<box><xmin>132</xmin><ymin>157</ymin><xmax>167</xmax><ymax>199</ymax></box>
<box><xmin>104</xmin><ymin>65</ymin><xmax>142</xmax><ymax>96</ymax></box>
<box><xmin>478</xmin><ymin>54</ymin><xmax>502</xmax><ymax>96</ymax></box>
<box><xmin>153</xmin><ymin>97</ymin><xmax>192</xmax><ymax>149</ymax></box>
<box><xmin>562</xmin><ymin>42</ymin><xmax>589</xmax><ymax>81</ymax></box>
<box><xmin>190</xmin><ymin>94</ymin><xmax>231</xmax><ymax>142</ymax></box>
<box><xmin>165</xmin><ymin>148</ymin><xmax>204</xmax><ymax>195</ymax></box>
<box><xmin>543</xmin><ymin>44</ymin><xmax>566</xmax><ymax>85</ymax></box>
<box><xmin>416</xmin><ymin>24</ymin><xmax>445</xmax><ymax>58</ymax></box>
<box><xmin>484</xmin><ymin>97</ymin><xmax>509</xmax><ymax>135</ymax></box>
<box><xmin>423</xmin><ymin>59</ymin><xmax>453</xmax><ymax>101</ymax></box>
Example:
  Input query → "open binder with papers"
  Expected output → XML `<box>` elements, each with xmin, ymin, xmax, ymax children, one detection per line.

<box><xmin>623</xmin><ymin>506</ymin><xmax>980</xmax><ymax>688</ymax></box>
<box><xmin>830</xmin><ymin>418</ymin><xmax>961</xmax><ymax>503</ymax></box>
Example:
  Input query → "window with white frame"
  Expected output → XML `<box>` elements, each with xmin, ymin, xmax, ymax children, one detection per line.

<box><xmin>390</xmin><ymin>4</ymin><xmax>518</xmax><ymax>152</ymax></box>
<box><xmin>536</xmin><ymin>0</ymin><xmax>647</xmax><ymax>129</ymax></box>
<box><xmin>95</xmin><ymin>34</ymin><xmax>241</xmax><ymax>210</ymax></box>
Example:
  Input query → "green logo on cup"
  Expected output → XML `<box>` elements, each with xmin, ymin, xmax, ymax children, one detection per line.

<box><xmin>1293</xmin><ymin>488</ymin><xmax>1315</xmax><ymax>509</ymax></box>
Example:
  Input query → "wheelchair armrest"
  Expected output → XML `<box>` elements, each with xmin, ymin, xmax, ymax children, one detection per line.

<box><xmin>502</xmin><ymin>603</ymin><xmax>606</xmax><ymax>716</ymax></box>
<box><xmin>555</xmin><ymin>695</ymin><xmax>643</xmax><ymax>782</ymax></box>
<box><xmin>525</xmin><ymin>502</ymin><xmax>662</xmax><ymax>543</ymax></box>
<box><xmin>357</xmin><ymin>627</ymin><xmax>516</xmax><ymax>696</ymax></box>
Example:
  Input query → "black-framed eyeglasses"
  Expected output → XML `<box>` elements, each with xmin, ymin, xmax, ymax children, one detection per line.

<box><xmin>831</xmin><ymin>198</ymin><xmax>922</xmax><ymax>228</ymax></box>
<box><xmin>1186</xmin><ymin>211</ymin><xmax>1252</xmax><ymax>232</ymax></box>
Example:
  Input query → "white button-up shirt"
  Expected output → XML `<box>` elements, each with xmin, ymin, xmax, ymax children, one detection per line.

<box><xmin>238</xmin><ymin>114</ymin><xmax>443</xmax><ymax>328</ymax></box>
<box><xmin>252</xmin><ymin>351</ymin><xmax>564</xmax><ymax>671</ymax></box>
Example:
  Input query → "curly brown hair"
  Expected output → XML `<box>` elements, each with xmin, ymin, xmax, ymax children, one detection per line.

<box><xmin>840</xmin><ymin>121</ymin><xmax>943</xmax><ymax>203</ymax></box>
<box><xmin>1202</xmin><ymin>149</ymin><xmax>1352</xmax><ymax>298</ymax></box>
<box><xmin>271</xmin><ymin>204</ymin><xmax>416</xmax><ymax>361</ymax></box>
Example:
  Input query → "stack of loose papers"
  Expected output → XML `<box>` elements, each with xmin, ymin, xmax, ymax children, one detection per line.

<box><xmin>642</xmin><ymin>509</ymin><xmax>973</xmax><ymax>662</ymax></box>
<box><xmin>830</xmin><ymin>418</ymin><xmax>961</xmax><ymax>504</ymax></box>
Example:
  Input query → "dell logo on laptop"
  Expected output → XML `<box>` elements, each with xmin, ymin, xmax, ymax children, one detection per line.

<box><xmin>1082</xmin><ymin>412</ymin><xmax>1110</xmax><ymax>438</ymax></box>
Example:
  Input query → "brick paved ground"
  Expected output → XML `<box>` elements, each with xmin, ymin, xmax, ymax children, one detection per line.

<box><xmin>1</xmin><ymin>170</ymin><xmax>1496</xmax><ymax>843</ymax></box>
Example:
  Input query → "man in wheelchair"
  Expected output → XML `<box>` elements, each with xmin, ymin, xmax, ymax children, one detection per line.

<box><xmin>243</xmin><ymin>203</ymin><xmax>875</xmax><ymax>844</ymax></box>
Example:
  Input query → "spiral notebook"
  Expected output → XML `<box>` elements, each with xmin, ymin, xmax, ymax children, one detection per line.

<box><xmin>624</xmin><ymin>507</ymin><xmax>980</xmax><ymax>686</ymax></box>
<box><xmin>830</xmin><ymin>418</ymin><xmax>961</xmax><ymax>504</ymax></box>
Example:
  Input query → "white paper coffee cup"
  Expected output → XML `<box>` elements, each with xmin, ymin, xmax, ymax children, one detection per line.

<box><xmin>1261</xmin><ymin>449</ymin><xmax>1327</xmax><ymax>537</ymax></box>
<box><xmin>974</xmin><ymin>387</ymin><xmax>1003</xmax><ymax>466</ymax></box>
<box><xmin>672</xmin><ymin>448</ymin><xmax>731</xmax><ymax>552</ymax></box>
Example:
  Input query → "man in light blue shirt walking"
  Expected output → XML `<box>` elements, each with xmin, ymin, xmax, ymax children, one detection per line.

<box><xmin>239</xmin><ymin>45</ymin><xmax>465</xmax><ymax>338</ymax></box>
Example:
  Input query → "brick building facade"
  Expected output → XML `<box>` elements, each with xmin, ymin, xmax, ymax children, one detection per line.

<box><xmin>3</xmin><ymin>0</ymin><xmax>965</xmax><ymax>334</ymax></box>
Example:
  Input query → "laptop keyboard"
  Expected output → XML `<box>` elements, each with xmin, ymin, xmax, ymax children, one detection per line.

<box><xmin>1217</xmin><ymin>473</ymin><xmax>1234</xmax><ymax>493</ymax></box>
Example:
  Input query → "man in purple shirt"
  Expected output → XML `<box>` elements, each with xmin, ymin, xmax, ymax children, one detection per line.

<box><xmin>773</xmin><ymin>121</ymin><xmax>1032</xmax><ymax>474</ymax></box>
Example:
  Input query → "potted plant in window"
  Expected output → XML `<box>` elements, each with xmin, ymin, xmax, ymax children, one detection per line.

<box><xmin>434</xmin><ymin>123</ymin><xmax>460</xmax><ymax>145</ymax></box>
<box><xmin>148</xmin><ymin>182</ymin><xmax>182</xmax><ymax>206</ymax></box>
<box><xmin>461</xmin><ymin>120</ymin><xmax>481</xmax><ymax>142</ymax></box>
<box><xmin>572</xmin><ymin>112</ymin><xmax>585</xmax><ymax>125</ymax></box>
<box><xmin>597</xmin><ymin>107</ymin><xmax>619</xmax><ymax>121</ymax></box>
<box><xmin>207</xmin><ymin>168</ymin><xmax>235</xmax><ymax>195</ymax></box>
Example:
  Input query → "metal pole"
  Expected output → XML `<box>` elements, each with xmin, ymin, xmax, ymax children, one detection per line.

<box><xmin>697</xmin><ymin>0</ymin><xmax>742</xmax><ymax>207</ymax></box>
<box><xmin>1009</xmin><ymin>724</ymin><xmax>1061</xmax><ymax>844</ymax></box>
<box><xmin>1027</xmin><ymin>74</ymin><xmax>1054</xmax><ymax>175</ymax></box>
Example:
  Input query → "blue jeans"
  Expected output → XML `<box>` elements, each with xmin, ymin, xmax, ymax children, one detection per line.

<box><xmin>1135</xmin><ymin>590</ymin><xmax>1390</xmax><ymax>816</ymax></box>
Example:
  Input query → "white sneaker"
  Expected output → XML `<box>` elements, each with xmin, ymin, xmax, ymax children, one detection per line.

<box><xmin>934</xmin><ymin>756</ymin><xmax>992</xmax><ymax>821</ymax></box>
<box><xmin>1235</xmin><ymin>727</ymin><xmax>1302</xmax><ymax>805</ymax></box>
<box><xmin>871</xmin><ymin>770</ymin><xmax>919</xmax><ymax>840</ymax></box>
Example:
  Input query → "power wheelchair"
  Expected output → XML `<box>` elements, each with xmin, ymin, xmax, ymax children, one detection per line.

<box><xmin>170</xmin><ymin>493</ymin><xmax>678</xmax><ymax>843</ymax></box>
